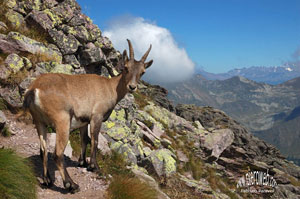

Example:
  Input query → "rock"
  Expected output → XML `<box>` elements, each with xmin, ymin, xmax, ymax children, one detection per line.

<box><xmin>151</xmin><ymin>124</ymin><xmax>165</xmax><ymax>138</ymax></box>
<box><xmin>64</xmin><ymin>141</ymin><xmax>73</xmax><ymax>159</ymax></box>
<box><xmin>97</xmin><ymin>133</ymin><xmax>111</xmax><ymax>155</ymax></box>
<box><xmin>177</xmin><ymin>150</ymin><xmax>189</xmax><ymax>163</ymax></box>
<box><xmin>161</xmin><ymin>138</ymin><xmax>172</xmax><ymax>148</ymax></box>
<box><xmin>132</xmin><ymin>169</ymin><xmax>170</xmax><ymax>199</ymax></box>
<box><xmin>80</xmin><ymin>45</ymin><xmax>106</xmax><ymax>67</ymax></box>
<box><xmin>27</xmin><ymin>10</ymin><xmax>54</xmax><ymax>31</ymax></box>
<box><xmin>48</xmin><ymin>29</ymin><xmax>80</xmax><ymax>55</ymax></box>
<box><xmin>143</xmin><ymin>147</ymin><xmax>152</xmax><ymax>157</ymax></box>
<box><xmin>48</xmin><ymin>133</ymin><xmax>72</xmax><ymax>158</ymax></box>
<box><xmin>5</xmin><ymin>10</ymin><xmax>25</xmax><ymax>29</ymax></box>
<box><xmin>179</xmin><ymin>174</ymin><xmax>213</xmax><ymax>194</ymax></box>
<box><xmin>0</xmin><ymin>110</ymin><xmax>7</xmax><ymax>130</ymax></box>
<box><xmin>35</xmin><ymin>62</ymin><xmax>73</xmax><ymax>74</ymax></box>
<box><xmin>149</xmin><ymin>149</ymin><xmax>176</xmax><ymax>177</ymax></box>
<box><xmin>95</xmin><ymin>37</ymin><xmax>113</xmax><ymax>53</ymax></box>
<box><xmin>68</xmin><ymin>14</ymin><xmax>86</xmax><ymax>27</ymax></box>
<box><xmin>139</xmin><ymin>82</ymin><xmax>175</xmax><ymax>112</ymax></box>
<box><xmin>4</xmin><ymin>53</ymin><xmax>24</xmax><ymax>74</ymax></box>
<box><xmin>0</xmin><ymin>32</ymin><xmax>62</xmax><ymax>62</ymax></box>
<box><xmin>200</xmin><ymin>128</ymin><xmax>234</xmax><ymax>161</ymax></box>
<box><xmin>63</xmin><ymin>54</ymin><xmax>80</xmax><ymax>69</ymax></box>
<box><xmin>63</xmin><ymin>25</ymin><xmax>91</xmax><ymax>43</ymax></box>
<box><xmin>19</xmin><ymin>76</ymin><xmax>35</xmax><ymax>95</ymax></box>
<box><xmin>136</xmin><ymin>120</ymin><xmax>160</xmax><ymax>147</ymax></box>
<box><xmin>0</xmin><ymin>86</ymin><xmax>22</xmax><ymax>107</ymax></box>
<box><xmin>0</xmin><ymin>22</ymin><xmax>8</xmax><ymax>32</ymax></box>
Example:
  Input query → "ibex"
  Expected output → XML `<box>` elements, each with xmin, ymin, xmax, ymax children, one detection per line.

<box><xmin>23</xmin><ymin>39</ymin><xmax>153</xmax><ymax>193</ymax></box>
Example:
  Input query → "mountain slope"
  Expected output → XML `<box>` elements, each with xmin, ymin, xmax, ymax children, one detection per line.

<box><xmin>164</xmin><ymin>75</ymin><xmax>300</xmax><ymax>166</ymax></box>
<box><xmin>198</xmin><ymin>64</ymin><xmax>300</xmax><ymax>85</ymax></box>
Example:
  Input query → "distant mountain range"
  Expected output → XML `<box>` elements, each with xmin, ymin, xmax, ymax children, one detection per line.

<box><xmin>163</xmin><ymin>75</ymin><xmax>300</xmax><ymax>165</ymax></box>
<box><xmin>197</xmin><ymin>62</ymin><xmax>300</xmax><ymax>85</ymax></box>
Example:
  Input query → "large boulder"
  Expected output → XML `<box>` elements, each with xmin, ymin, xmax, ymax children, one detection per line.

<box><xmin>200</xmin><ymin>128</ymin><xmax>234</xmax><ymax>161</ymax></box>
<box><xmin>48</xmin><ymin>29</ymin><xmax>80</xmax><ymax>55</ymax></box>
<box><xmin>149</xmin><ymin>149</ymin><xmax>176</xmax><ymax>177</ymax></box>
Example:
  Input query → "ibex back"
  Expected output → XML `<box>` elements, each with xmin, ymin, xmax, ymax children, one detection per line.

<box><xmin>23</xmin><ymin>39</ymin><xmax>153</xmax><ymax>193</ymax></box>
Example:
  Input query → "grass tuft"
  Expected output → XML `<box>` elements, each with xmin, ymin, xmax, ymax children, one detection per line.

<box><xmin>132</xmin><ymin>91</ymin><xmax>150</xmax><ymax>109</ymax></box>
<box><xmin>98</xmin><ymin>151</ymin><xmax>131</xmax><ymax>177</ymax></box>
<box><xmin>0</xmin><ymin>148</ymin><xmax>37</xmax><ymax>199</ymax></box>
<box><xmin>107</xmin><ymin>175</ymin><xmax>157</xmax><ymax>199</ymax></box>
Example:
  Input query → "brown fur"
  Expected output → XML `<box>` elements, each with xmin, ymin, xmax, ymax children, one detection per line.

<box><xmin>23</xmin><ymin>40</ymin><xmax>153</xmax><ymax>193</ymax></box>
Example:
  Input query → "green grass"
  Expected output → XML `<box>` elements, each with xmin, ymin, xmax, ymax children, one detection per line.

<box><xmin>107</xmin><ymin>175</ymin><xmax>157</xmax><ymax>199</ymax></box>
<box><xmin>98</xmin><ymin>151</ymin><xmax>131</xmax><ymax>177</ymax></box>
<box><xmin>0</xmin><ymin>148</ymin><xmax>37</xmax><ymax>199</ymax></box>
<box><xmin>132</xmin><ymin>91</ymin><xmax>150</xmax><ymax>109</ymax></box>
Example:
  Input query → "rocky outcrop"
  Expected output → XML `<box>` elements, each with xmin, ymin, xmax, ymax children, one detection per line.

<box><xmin>0</xmin><ymin>0</ymin><xmax>120</xmax><ymax>109</ymax></box>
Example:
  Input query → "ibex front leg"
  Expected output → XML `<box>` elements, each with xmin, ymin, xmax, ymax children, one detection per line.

<box><xmin>87</xmin><ymin>116</ymin><xmax>101</xmax><ymax>172</ymax></box>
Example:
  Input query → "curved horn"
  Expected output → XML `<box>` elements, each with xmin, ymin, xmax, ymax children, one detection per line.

<box><xmin>140</xmin><ymin>44</ymin><xmax>152</xmax><ymax>62</ymax></box>
<box><xmin>127</xmin><ymin>39</ymin><xmax>134</xmax><ymax>60</ymax></box>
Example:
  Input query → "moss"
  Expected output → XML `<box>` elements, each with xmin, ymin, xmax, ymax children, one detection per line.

<box><xmin>1</xmin><ymin>126</ymin><xmax>11</xmax><ymax>137</ymax></box>
<box><xmin>151</xmin><ymin>149</ymin><xmax>176</xmax><ymax>176</ymax></box>
<box><xmin>0</xmin><ymin>98</ymin><xmax>8</xmax><ymax>110</ymax></box>
<box><xmin>0</xmin><ymin>148</ymin><xmax>37</xmax><ymax>199</ymax></box>
<box><xmin>106</xmin><ymin>121</ymin><xmax>115</xmax><ymax>129</ymax></box>
<box><xmin>107</xmin><ymin>126</ymin><xmax>131</xmax><ymax>141</ymax></box>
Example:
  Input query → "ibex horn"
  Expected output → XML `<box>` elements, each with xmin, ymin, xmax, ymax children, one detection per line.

<box><xmin>127</xmin><ymin>39</ymin><xmax>134</xmax><ymax>60</ymax></box>
<box><xmin>140</xmin><ymin>44</ymin><xmax>152</xmax><ymax>62</ymax></box>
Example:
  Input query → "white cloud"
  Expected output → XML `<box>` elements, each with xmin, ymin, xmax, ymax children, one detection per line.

<box><xmin>103</xmin><ymin>16</ymin><xmax>195</xmax><ymax>83</ymax></box>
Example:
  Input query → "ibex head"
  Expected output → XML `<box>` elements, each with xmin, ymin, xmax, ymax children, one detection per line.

<box><xmin>122</xmin><ymin>39</ymin><xmax>153</xmax><ymax>92</ymax></box>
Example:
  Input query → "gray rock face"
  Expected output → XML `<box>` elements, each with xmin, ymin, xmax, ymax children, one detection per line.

<box><xmin>80</xmin><ymin>45</ymin><xmax>106</xmax><ymax>67</ymax></box>
<box><xmin>0</xmin><ymin>110</ymin><xmax>7</xmax><ymax>129</ymax></box>
<box><xmin>48</xmin><ymin>133</ymin><xmax>72</xmax><ymax>158</ymax></box>
<box><xmin>200</xmin><ymin>128</ymin><xmax>234</xmax><ymax>160</ymax></box>
<box><xmin>48</xmin><ymin>30</ymin><xmax>80</xmax><ymax>55</ymax></box>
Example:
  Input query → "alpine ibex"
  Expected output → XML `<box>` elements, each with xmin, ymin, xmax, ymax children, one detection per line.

<box><xmin>23</xmin><ymin>39</ymin><xmax>153</xmax><ymax>193</ymax></box>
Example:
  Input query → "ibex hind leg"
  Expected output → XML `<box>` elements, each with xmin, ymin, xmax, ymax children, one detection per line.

<box><xmin>78</xmin><ymin>125</ymin><xmax>89</xmax><ymax>168</ymax></box>
<box><xmin>35</xmin><ymin>121</ymin><xmax>53</xmax><ymax>187</ymax></box>
<box><xmin>87</xmin><ymin>116</ymin><xmax>101</xmax><ymax>173</ymax></box>
<box><xmin>54</xmin><ymin>113</ymin><xmax>79</xmax><ymax>193</ymax></box>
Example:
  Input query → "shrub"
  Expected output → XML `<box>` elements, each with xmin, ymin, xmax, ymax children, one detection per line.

<box><xmin>107</xmin><ymin>175</ymin><xmax>157</xmax><ymax>199</ymax></box>
<box><xmin>0</xmin><ymin>148</ymin><xmax>37</xmax><ymax>199</ymax></box>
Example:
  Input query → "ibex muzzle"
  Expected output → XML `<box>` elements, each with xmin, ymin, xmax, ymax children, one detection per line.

<box><xmin>23</xmin><ymin>39</ymin><xmax>153</xmax><ymax>193</ymax></box>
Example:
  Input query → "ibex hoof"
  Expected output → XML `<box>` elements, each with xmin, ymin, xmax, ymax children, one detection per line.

<box><xmin>78</xmin><ymin>160</ymin><xmax>88</xmax><ymax>168</ymax></box>
<box><xmin>41</xmin><ymin>176</ymin><xmax>53</xmax><ymax>187</ymax></box>
<box><xmin>87</xmin><ymin>163</ymin><xmax>100</xmax><ymax>173</ymax></box>
<box><xmin>64</xmin><ymin>182</ymin><xmax>80</xmax><ymax>193</ymax></box>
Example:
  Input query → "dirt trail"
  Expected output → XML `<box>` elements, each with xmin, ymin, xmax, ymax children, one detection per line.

<box><xmin>0</xmin><ymin>111</ymin><xmax>107</xmax><ymax>199</ymax></box>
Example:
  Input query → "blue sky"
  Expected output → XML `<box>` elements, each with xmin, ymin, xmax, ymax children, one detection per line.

<box><xmin>77</xmin><ymin>0</ymin><xmax>300</xmax><ymax>74</ymax></box>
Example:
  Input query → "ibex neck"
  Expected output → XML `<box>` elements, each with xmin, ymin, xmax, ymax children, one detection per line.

<box><xmin>111</xmin><ymin>73</ymin><xmax>128</xmax><ymax>103</ymax></box>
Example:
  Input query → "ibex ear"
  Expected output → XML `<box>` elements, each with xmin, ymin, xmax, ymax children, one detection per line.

<box><xmin>145</xmin><ymin>60</ymin><xmax>153</xmax><ymax>69</ymax></box>
<box><xmin>123</xmin><ymin>50</ymin><xmax>129</xmax><ymax>62</ymax></box>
